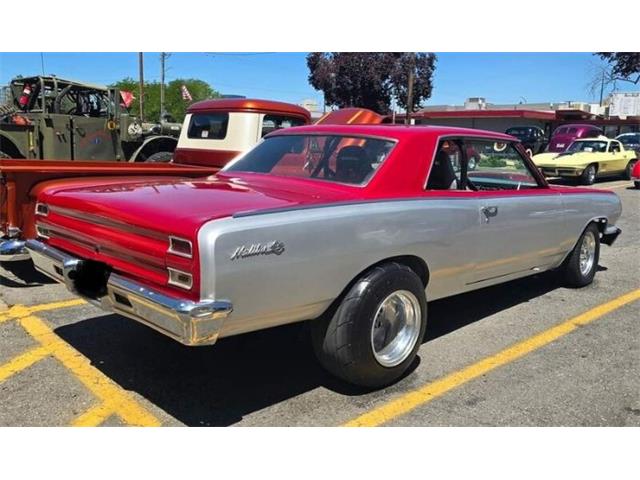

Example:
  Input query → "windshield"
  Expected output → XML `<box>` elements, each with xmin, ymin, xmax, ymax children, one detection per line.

<box><xmin>566</xmin><ymin>140</ymin><xmax>607</xmax><ymax>153</ymax></box>
<box><xmin>506</xmin><ymin>127</ymin><xmax>535</xmax><ymax>137</ymax></box>
<box><xmin>223</xmin><ymin>134</ymin><xmax>396</xmax><ymax>185</ymax></box>
<box><xmin>617</xmin><ymin>134</ymin><xmax>640</xmax><ymax>145</ymax></box>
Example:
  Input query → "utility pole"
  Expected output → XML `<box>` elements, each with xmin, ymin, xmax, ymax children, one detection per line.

<box><xmin>160</xmin><ymin>52</ymin><xmax>169</xmax><ymax>120</ymax></box>
<box><xmin>599</xmin><ymin>70</ymin><xmax>605</xmax><ymax>107</ymax></box>
<box><xmin>405</xmin><ymin>53</ymin><xmax>415</xmax><ymax>125</ymax></box>
<box><xmin>138</xmin><ymin>52</ymin><xmax>145</xmax><ymax>122</ymax></box>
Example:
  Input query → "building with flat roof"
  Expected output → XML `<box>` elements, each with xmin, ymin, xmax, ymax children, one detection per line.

<box><xmin>400</xmin><ymin>96</ymin><xmax>639</xmax><ymax>137</ymax></box>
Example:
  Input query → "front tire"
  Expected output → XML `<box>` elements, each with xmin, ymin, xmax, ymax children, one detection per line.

<box><xmin>635</xmin><ymin>181</ymin><xmax>640</xmax><ymax>189</ymax></box>
<box><xmin>311</xmin><ymin>262</ymin><xmax>427</xmax><ymax>388</ymax></box>
<box><xmin>561</xmin><ymin>223</ymin><xmax>600</xmax><ymax>288</ymax></box>
<box><xmin>580</xmin><ymin>164</ymin><xmax>597</xmax><ymax>185</ymax></box>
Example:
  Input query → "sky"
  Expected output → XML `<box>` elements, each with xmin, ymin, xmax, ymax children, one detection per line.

<box><xmin>1</xmin><ymin>52</ymin><xmax>637</xmax><ymax>109</ymax></box>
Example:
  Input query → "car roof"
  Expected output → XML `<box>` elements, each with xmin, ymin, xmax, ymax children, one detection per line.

<box><xmin>575</xmin><ymin>137</ymin><xmax>611</xmax><ymax>142</ymax></box>
<box><xmin>267</xmin><ymin>124</ymin><xmax>515</xmax><ymax>141</ymax></box>
<box><xmin>187</xmin><ymin>98</ymin><xmax>310</xmax><ymax>119</ymax></box>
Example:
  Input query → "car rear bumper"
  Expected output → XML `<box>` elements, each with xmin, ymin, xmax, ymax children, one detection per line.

<box><xmin>601</xmin><ymin>225</ymin><xmax>622</xmax><ymax>246</ymax></box>
<box><xmin>0</xmin><ymin>238</ymin><xmax>29</xmax><ymax>261</ymax></box>
<box><xmin>25</xmin><ymin>239</ymin><xmax>233</xmax><ymax>346</ymax></box>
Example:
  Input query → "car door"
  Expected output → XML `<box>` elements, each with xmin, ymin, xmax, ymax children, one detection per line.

<box><xmin>606</xmin><ymin>140</ymin><xmax>626</xmax><ymax>173</ymax></box>
<box><xmin>463</xmin><ymin>138</ymin><xmax>567</xmax><ymax>286</ymax></box>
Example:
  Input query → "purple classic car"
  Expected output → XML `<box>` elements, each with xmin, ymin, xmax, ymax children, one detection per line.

<box><xmin>547</xmin><ymin>124</ymin><xmax>603</xmax><ymax>153</ymax></box>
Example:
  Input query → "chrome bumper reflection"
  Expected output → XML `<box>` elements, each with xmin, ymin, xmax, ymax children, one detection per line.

<box><xmin>0</xmin><ymin>238</ymin><xmax>29</xmax><ymax>261</ymax></box>
<box><xmin>25</xmin><ymin>239</ymin><xmax>232</xmax><ymax>346</ymax></box>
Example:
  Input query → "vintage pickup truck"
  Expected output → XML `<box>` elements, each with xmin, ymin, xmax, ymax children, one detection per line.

<box><xmin>1</xmin><ymin>100</ymin><xmax>378</xmax><ymax>261</ymax></box>
<box><xmin>25</xmin><ymin>124</ymin><xmax>621</xmax><ymax>387</ymax></box>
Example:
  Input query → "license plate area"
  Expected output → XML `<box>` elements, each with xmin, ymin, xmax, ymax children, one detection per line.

<box><xmin>71</xmin><ymin>260</ymin><xmax>112</xmax><ymax>300</ymax></box>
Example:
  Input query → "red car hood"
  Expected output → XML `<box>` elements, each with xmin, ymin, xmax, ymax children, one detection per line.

<box><xmin>38</xmin><ymin>174</ymin><xmax>357</xmax><ymax>238</ymax></box>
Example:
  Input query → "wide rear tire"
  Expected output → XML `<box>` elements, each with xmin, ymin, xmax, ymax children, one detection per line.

<box><xmin>311</xmin><ymin>262</ymin><xmax>427</xmax><ymax>388</ymax></box>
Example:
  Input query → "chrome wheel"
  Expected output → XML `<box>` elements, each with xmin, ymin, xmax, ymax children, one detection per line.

<box><xmin>370</xmin><ymin>290</ymin><xmax>422</xmax><ymax>367</ymax></box>
<box><xmin>579</xmin><ymin>231</ymin><xmax>596</xmax><ymax>276</ymax></box>
<box><xmin>585</xmin><ymin>165</ymin><xmax>596</xmax><ymax>184</ymax></box>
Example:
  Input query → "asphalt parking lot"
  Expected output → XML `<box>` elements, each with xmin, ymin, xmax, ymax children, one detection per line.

<box><xmin>1</xmin><ymin>178</ymin><xmax>638</xmax><ymax>427</ymax></box>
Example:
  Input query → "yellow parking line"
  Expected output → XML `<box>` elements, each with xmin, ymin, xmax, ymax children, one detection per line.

<box><xmin>72</xmin><ymin>402</ymin><xmax>115</xmax><ymax>427</ymax></box>
<box><xmin>343</xmin><ymin>288</ymin><xmax>640</xmax><ymax>427</ymax></box>
<box><xmin>18</xmin><ymin>315</ymin><xmax>161</xmax><ymax>427</ymax></box>
<box><xmin>0</xmin><ymin>345</ymin><xmax>49</xmax><ymax>383</ymax></box>
<box><xmin>0</xmin><ymin>299</ymin><xmax>86</xmax><ymax>323</ymax></box>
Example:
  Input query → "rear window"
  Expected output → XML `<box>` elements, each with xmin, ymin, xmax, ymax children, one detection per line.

<box><xmin>261</xmin><ymin>115</ymin><xmax>306</xmax><ymax>137</ymax></box>
<box><xmin>224</xmin><ymin>134</ymin><xmax>395</xmax><ymax>186</ymax></box>
<box><xmin>187</xmin><ymin>113</ymin><xmax>229</xmax><ymax>139</ymax></box>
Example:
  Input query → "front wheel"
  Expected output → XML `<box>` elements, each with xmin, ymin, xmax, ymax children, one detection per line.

<box><xmin>580</xmin><ymin>164</ymin><xmax>597</xmax><ymax>185</ymax></box>
<box><xmin>560</xmin><ymin>223</ymin><xmax>600</xmax><ymax>288</ymax></box>
<box><xmin>311</xmin><ymin>262</ymin><xmax>427</xmax><ymax>388</ymax></box>
<box><xmin>635</xmin><ymin>181</ymin><xmax>640</xmax><ymax>189</ymax></box>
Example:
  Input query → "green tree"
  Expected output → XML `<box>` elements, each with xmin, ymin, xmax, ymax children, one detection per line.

<box><xmin>110</xmin><ymin>77</ymin><xmax>219</xmax><ymax>123</ymax></box>
<box><xmin>307</xmin><ymin>52</ymin><xmax>436</xmax><ymax>114</ymax></box>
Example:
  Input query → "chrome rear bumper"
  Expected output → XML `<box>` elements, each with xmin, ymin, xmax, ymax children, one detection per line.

<box><xmin>25</xmin><ymin>240</ymin><xmax>232</xmax><ymax>346</ymax></box>
<box><xmin>0</xmin><ymin>238</ymin><xmax>29</xmax><ymax>261</ymax></box>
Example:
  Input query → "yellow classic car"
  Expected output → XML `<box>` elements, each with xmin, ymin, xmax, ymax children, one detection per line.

<box><xmin>532</xmin><ymin>137</ymin><xmax>638</xmax><ymax>185</ymax></box>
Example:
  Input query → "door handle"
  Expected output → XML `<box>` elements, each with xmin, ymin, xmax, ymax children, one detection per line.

<box><xmin>481</xmin><ymin>206</ymin><xmax>498</xmax><ymax>222</ymax></box>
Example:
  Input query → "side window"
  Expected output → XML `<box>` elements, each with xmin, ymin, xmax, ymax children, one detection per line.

<box><xmin>187</xmin><ymin>113</ymin><xmax>229</xmax><ymax>139</ymax></box>
<box><xmin>261</xmin><ymin>115</ymin><xmax>306</xmax><ymax>137</ymax></box>
<box><xmin>609</xmin><ymin>142</ymin><xmax>621</xmax><ymax>153</ymax></box>
<box><xmin>464</xmin><ymin>140</ymin><xmax>541</xmax><ymax>190</ymax></box>
<box><xmin>426</xmin><ymin>140</ymin><xmax>462</xmax><ymax>190</ymax></box>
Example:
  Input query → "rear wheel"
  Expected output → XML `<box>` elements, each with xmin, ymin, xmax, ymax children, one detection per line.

<box><xmin>624</xmin><ymin>160</ymin><xmax>636</xmax><ymax>180</ymax></box>
<box><xmin>580</xmin><ymin>164</ymin><xmax>597</xmax><ymax>185</ymax></box>
<box><xmin>0</xmin><ymin>151</ymin><xmax>10</xmax><ymax>159</ymax></box>
<box><xmin>561</xmin><ymin>223</ymin><xmax>600</xmax><ymax>288</ymax></box>
<box><xmin>311</xmin><ymin>262</ymin><xmax>427</xmax><ymax>388</ymax></box>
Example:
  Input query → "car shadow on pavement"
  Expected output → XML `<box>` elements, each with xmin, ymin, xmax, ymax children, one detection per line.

<box><xmin>54</xmin><ymin>270</ymin><xmax>564</xmax><ymax>426</ymax></box>
<box><xmin>0</xmin><ymin>260</ymin><xmax>55</xmax><ymax>288</ymax></box>
<box><xmin>424</xmin><ymin>271</ymin><xmax>562</xmax><ymax>342</ymax></box>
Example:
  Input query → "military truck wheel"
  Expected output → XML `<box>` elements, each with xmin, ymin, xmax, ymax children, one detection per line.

<box><xmin>0</xmin><ymin>103</ymin><xmax>17</xmax><ymax>118</ymax></box>
<box><xmin>311</xmin><ymin>262</ymin><xmax>427</xmax><ymax>388</ymax></box>
<box><xmin>146</xmin><ymin>151</ymin><xmax>174</xmax><ymax>163</ymax></box>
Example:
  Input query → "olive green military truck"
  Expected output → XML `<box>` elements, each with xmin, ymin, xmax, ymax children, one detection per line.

<box><xmin>0</xmin><ymin>75</ymin><xmax>180</xmax><ymax>162</ymax></box>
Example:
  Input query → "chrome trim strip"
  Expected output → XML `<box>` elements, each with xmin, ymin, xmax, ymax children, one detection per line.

<box><xmin>49</xmin><ymin>205</ymin><xmax>167</xmax><ymax>241</ymax></box>
<box><xmin>25</xmin><ymin>240</ymin><xmax>232</xmax><ymax>346</ymax></box>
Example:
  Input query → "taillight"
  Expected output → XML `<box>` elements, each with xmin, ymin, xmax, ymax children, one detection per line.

<box><xmin>168</xmin><ymin>236</ymin><xmax>192</xmax><ymax>258</ymax></box>
<box><xmin>167</xmin><ymin>267</ymin><xmax>193</xmax><ymax>290</ymax></box>
<box><xmin>35</xmin><ymin>203</ymin><xmax>49</xmax><ymax>216</ymax></box>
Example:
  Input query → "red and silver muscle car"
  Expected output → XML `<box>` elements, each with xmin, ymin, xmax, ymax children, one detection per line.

<box><xmin>26</xmin><ymin>125</ymin><xmax>622</xmax><ymax>387</ymax></box>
